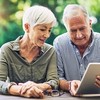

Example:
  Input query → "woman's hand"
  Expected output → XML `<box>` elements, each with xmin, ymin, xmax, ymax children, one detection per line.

<box><xmin>35</xmin><ymin>83</ymin><xmax>52</xmax><ymax>91</ymax></box>
<box><xmin>17</xmin><ymin>81</ymin><xmax>52</xmax><ymax>98</ymax></box>
<box><xmin>69</xmin><ymin>80</ymin><xmax>81</xmax><ymax>96</ymax></box>
<box><xmin>19</xmin><ymin>81</ymin><xmax>36</xmax><ymax>94</ymax></box>
<box><xmin>20</xmin><ymin>85</ymin><xmax>44</xmax><ymax>98</ymax></box>
<box><xmin>19</xmin><ymin>81</ymin><xmax>44</xmax><ymax>98</ymax></box>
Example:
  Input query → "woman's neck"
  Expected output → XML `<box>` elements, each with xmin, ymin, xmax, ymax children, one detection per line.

<box><xmin>19</xmin><ymin>34</ymin><xmax>40</xmax><ymax>63</ymax></box>
<box><xmin>19</xmin><ymin>34</ymin><xmax>37</xmax><ymax>51</ymax></box>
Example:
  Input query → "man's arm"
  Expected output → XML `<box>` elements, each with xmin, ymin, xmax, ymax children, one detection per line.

<box><xmin>59</xmin><ymin>79</ymin><xmax>70</xmax><ymax>91</ymax></box>
<box><xmin>60</xmin><ymin>79</ymin><xmax>81</xmax><ymax>96</ymax></box>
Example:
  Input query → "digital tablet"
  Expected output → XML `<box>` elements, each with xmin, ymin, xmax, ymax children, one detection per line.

<box><xmin>75</xmin><ymin>63</ymin><xmax>100</xmax><ymax>97</ymax></box>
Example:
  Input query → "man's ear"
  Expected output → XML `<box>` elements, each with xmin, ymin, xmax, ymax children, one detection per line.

<box><xmin>89</xmin><ymin>19</ymin><xmax>92</xmax><ymax>27</ymax></box>
<box><xmin>24</xmin><ymin>23</ymin><xmax>30</xmax><ymax>33</ymax></box>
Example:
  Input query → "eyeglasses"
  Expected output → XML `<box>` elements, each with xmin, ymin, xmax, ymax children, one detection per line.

<box><xmin>44</xmin><ymin>90</ymin><xmax>64</xmax><ymax>97</ymax></box>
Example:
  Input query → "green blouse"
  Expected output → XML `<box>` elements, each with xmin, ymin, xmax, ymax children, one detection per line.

<box><xmin>0</xmin><ymin>36</ymin><xmax>59</xmax><ymax>94</ymax></box>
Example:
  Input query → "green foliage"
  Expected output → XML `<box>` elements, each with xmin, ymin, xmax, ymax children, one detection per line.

<box><xmin>0</xmin><ymin>0</ymin><xmax>100</xmax><ymax>46</ymax></box>
<box><xmin>78</xmin><ymin>0</ymin><xmax>100</xmax><ymax>33</ymax></box>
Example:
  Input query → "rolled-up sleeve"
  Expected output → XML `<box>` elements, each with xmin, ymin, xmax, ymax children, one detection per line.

<box><xmin>53</xmin><ymin>38</ymin><xmax>65</xmax><ymax>80</ymax></box>
<box><xmin>46</xmin><ymin>49</ymin><xmax>59</xmax><ymax>89</ymax></box>
<box><xmin>0</xmin><ymin>48</ymin><xmax>9</xmax><ymax>94</ymax></box>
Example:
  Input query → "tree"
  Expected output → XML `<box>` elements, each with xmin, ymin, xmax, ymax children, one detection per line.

<box><xmin>0</xmin><ymin>0</ymin><xmax>99</xmax><ymax>46</ymax></box>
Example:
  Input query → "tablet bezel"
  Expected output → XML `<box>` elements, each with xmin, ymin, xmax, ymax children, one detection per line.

<box><xmin>76</xmin><ymin>63</ymin><xmax>100</xmax><ymax>96</ymax></box>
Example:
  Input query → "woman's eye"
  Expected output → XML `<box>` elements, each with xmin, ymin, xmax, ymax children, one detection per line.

<box><xmin>49</xmin><ymin>29</ymin><xmax>51</xmax><ymax>32</ymax></box>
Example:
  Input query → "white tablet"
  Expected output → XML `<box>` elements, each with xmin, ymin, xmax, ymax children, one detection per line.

<box><xmin>76</xmin><ymin>63</ymin><xmax>100</xmax><ymax>97</ymax></box>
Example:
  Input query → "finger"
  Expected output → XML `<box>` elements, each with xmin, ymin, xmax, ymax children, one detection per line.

<box><xmin>96</xmin><ymin>76</ymin><xmax>100</xmax><ymax>80</ymax></box>
<box><xmin>31</xmin><ymin>90</ymin><xmax>40</xmax><ymax>98</ymax></box>
<box><xmin>34</xmin><ymin>87</ymin><xmax>44</xmax><ymax>98</ymax></box>
<box><xmin>69</xmin><ymin>82</ymin><xmax>75</xmax><ymax>95</ymax></box>
<box><xmin>18</xmin><ymin>83</ymin><xmax>23</xmax><ymax>86</ymax></box>
<box><xmin>95</xmin><ymin>79</ymin><xmax>100</xmax><ymax>88</ymax></box>
<box><xmin>95</xmin><ymin>83</ymin><xmax>100</xmax><ymax>88</ymax></box>
<box><xmin>21</xmin><ymin>87</ymin><xmax>39</xmax><ymax>98</ymax></box>
<box><xmin>70</xmin><ymin>81</ymin><xmax>78</xmax><ymax>96</ymax></box>
<box><xmin>20</xmin><ymin>84</ymin><xmax>33</xmax><ymax>94</ymax></box>
<box><xmin>22</xmin><ymin>90</ymin><xmax>33</xmax><ymax>98</ymax></box>
<box><xmin>29</xmin><ymin>87</ymin><xmax>41</xmax><ymax>98</ymax></box>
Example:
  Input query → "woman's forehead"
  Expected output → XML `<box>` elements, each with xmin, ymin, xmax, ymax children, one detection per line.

<box><xmin>35</xmin><ymin>23</ymin><xmax>53</xmax><ymax>28</ymax></box>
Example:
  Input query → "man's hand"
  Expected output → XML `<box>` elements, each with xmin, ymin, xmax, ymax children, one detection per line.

<box><xmin>95</xmin><ymin>75</ymin><xmax>100</xmax><ymax>88</ymax></box>
<box><xmin>69</xmin><ymin>80</ymin><xmax>81</xmax><ymax>96</ymax></box>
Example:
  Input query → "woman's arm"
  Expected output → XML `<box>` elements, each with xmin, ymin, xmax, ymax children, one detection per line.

<box><xmin>45</xmin><ymin>49</ymin><xmax>59</xmax><ymax>90</ymax></box>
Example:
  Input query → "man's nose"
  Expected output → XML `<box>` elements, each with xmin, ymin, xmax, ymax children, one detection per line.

<box><xmin>76</xmin><ymin>30</ymin><xmax>82</xmax><ymax>38</ymax></box>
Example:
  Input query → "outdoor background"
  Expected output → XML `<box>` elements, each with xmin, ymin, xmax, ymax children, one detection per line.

<box><xmin>0</xmin><ymin>0</ymin><xmax>100</xmax><ymax>47</ymax></box>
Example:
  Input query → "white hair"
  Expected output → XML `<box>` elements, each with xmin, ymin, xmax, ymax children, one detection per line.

<box><xmin>23</xmin><ymin>5</ymin><xmax>57</xmax><ymax>31</ymax></box>
<box><xmin>62</xmin><ymin>4</ymin><xmax>89</xmax><ymax>27</ymax></box>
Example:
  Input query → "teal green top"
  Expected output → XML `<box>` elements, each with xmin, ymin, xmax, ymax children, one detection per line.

<box><xmin>0</xmin><ymin>36</ymin><xmax>59</xmax><ymax>94</ymax></box>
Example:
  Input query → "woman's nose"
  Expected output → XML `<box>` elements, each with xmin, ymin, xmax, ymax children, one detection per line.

<box><xmin>43</xmin><ymin>32</ymin><xmax>50</xmax><ymax>38</ymax></box>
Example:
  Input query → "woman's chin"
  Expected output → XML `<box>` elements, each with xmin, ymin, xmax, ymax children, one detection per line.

<box><xmin>38</xmin><ymin>43</ymin><xmax>44</xmax><ymax>47</ymax></box>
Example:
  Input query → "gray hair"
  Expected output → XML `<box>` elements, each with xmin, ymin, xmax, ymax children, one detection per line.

<box><xmin>23</xmin><ymin>5</ymin><xmax>57</xmax><ymax>31</ymax></box>
<box><xmin>62</xmin><ymin>4</ymin><xmax>89</xmax><ymax>27</ymax></box>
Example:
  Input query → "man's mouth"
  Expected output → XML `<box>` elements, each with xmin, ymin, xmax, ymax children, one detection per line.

<box><xmin>76</xmin><ymin>37</ymin><xmax>85</xmax><ymax>40</ymax></box>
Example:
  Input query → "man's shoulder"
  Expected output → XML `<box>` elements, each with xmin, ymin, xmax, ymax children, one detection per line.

<box><xmin>55</xmin><ymin>33</ymin><xmax>67</xmax><ymax>39</ymax></box>
<box><xmin>94</xmin><ymin>32</ymin><xmax>100</xmax><ymax>36</ymax></box>
<box><xmin>54</xmin><ymin>32</ymin><xmax>69</xmax><ymax>44</ymax></box>
<box><xmin>93</xmin><ymin>32</ymin><xmax>100</xmax><ymax>40</ymax></box>
<box><xmin>55</xmin><ymin>33</ymin><xmax>69</xmax><ymax>41</ymax></box>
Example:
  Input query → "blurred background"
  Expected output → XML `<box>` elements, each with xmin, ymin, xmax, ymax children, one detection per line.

<box><xmin>0</xmin><ymin>0</ymin><xmax>100</xmax><ymax>47</ymax></box>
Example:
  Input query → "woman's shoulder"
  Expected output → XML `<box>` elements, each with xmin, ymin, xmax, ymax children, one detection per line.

<box><xmin>1</xmin><ymin>42</ymin><xmax>11</xmax><ymax>50</ymax></box>
<box><xmin>43</xmin><ymin>43</ymin><xmax>54</xmax><ymax>49</ymax></box>
<box><xmin>0</xmin><ymin>40</ymin><xmax>15</xmax><ymax>53</ymax></box>
<box><xmin>42</xmin><ymin>43</ymin><xmax>55</xmax><ymax>52</ymax></box>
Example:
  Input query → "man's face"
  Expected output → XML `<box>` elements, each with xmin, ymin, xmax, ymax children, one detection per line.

<box><xmin>66</xmin><ymin>14</ymin><xmax>92</xmax><ymax>47</ymax></box>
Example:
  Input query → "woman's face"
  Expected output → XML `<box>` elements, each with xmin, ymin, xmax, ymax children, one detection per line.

<box><xmin>28</xmin><ymin>23</ymin><xmax>52</xmax><ymax>47</ymax></box>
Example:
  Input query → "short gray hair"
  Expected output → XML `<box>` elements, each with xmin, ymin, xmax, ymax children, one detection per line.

<box><xmin>23</xmin><ymin>5</ymin><xmax>57</xmax><ymax>31</ymax></box>
<box><xmin>62</xmin><ymin>4</ymin><xmax>89</xmax><ymax>27</ymax></box>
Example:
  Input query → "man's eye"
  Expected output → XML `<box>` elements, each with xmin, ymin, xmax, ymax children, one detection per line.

<box><xmin>71</xmin><ymin>29</ymin><xmax>77</xmax><ymax>33</ymax></box>
<box><xmin>40</xmin><ymin>29</ymin><xmax>46</xmax><ymax>31</ymax></box>
<box><xmin>79</xmin><ymin>27</ymin><xmax>85</xmax><ymax>31</ymax></box>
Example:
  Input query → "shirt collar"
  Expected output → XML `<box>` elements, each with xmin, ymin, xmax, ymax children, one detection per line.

<box><xmin>12</xmin><ymin>36</ymin><xmax>22</xmax><ymax>51</ymax></box>
<box><xmin>71</xmin><ymin>30</ymin><xmax>94</xmax><ymax>50</ymax></box>
<box><xmin>88</xmin><ymin>30</ymin><xmax>94</xmax><ymax>50</ymax></box>
<box><xmin>11</xmin><ymin>36</ymin><xmax>44</xmax><ymax>55</ymax></box>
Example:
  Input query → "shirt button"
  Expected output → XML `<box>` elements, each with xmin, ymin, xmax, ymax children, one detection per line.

<box><xmin>80</xmin><ymin>64</ymin><xmax>83</xmax><ymax>66</ymax></box>
<box><xmin>76</xmin><ymin>50</ymin><xmax>78</xmax><ymax>53</ymax></box>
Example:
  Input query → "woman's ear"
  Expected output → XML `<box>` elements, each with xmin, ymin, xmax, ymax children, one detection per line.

<box><xmin>24</xmin><ymin>23</ymin><xmax>30</xmax><ymax>33</ymax></box>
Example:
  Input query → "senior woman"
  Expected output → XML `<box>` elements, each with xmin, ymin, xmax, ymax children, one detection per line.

<box><xmin>0</xmin><ymin>5</ymin><xmax>59</xmax><ymax>98</ymax></box>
